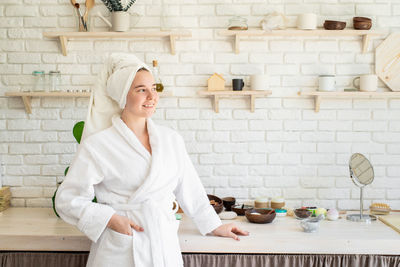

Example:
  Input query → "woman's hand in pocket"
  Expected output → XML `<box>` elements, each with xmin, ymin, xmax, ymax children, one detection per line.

<box><xmin>107</xmin><ymin>214</ymin><xmax>144</xmax><ymax>236</ymax></box>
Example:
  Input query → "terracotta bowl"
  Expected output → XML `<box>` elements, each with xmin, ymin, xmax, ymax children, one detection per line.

<box><xmin>207</xmin><ymin>194</ymin><xmax>223</xmax><ymax>214</ymax></box>
<box><xmin>294</xmin><ymin>208</ymin><xmax>312</xmax><ymax>220</ymax></box>
<box><xmin>231</xmin><ymin>204</ymin><xmax>253</xmax><ymax>216</ymax></box>
<box><xmin>222</xmin><ymin>197</ymin><xmax>236</xmax><ymax>211</ymax></box>
<box><xmin>323</xmin><ymin>20</ymin><xmax>346</xmax><ymax>30</ymax></box>
<box><xmin>245</xmin><ymin>208</ymin><xmax>276</xmax><ymax>224</ymax></box>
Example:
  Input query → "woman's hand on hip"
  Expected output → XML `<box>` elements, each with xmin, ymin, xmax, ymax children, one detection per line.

<box><xmin>107</xmin><ymin>213</ymin><xmax>144</xmax><ymax>236</ymax></box>
<box><xmin>211</xmin><ymin>223</ymin><xmax>249</xmax><ymax>241</ymax></box>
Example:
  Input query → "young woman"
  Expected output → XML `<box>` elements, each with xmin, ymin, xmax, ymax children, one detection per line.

<box><xmin>55</xmin><ymin>54</ymin><xmax>248</xmax><ymax>267</ymax></box>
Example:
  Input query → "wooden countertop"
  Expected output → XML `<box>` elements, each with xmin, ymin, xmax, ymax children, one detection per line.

<box><xmin>1</xmin><ymin>208</ymin><xmax>399</xmax><ymax>254</ymax></box>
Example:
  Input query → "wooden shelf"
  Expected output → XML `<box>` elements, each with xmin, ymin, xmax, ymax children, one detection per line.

<box><xmin>43</xmin><ymin>31</ymin><xmax>192</xmax><ymax>56</ymax></box>
<box><xmin>5</xmin><ymin>91</ymin><xmax>173</xmax><ymax>114</ymax></box>
<box><xmin>298</xmin><ymin>91</ymin><xmax>400</xmax><ymax>112</ymax></box>
<box><xmin>218</xmin><ymin>29</ymin><xmax>387</xmax><ymax>54</ymax></box>
<box><xmin>5</xmin><ymin>91</ymin><xmax>91</xmax><ymax>114</ymax></box>
<box><xmin>198</xmin><ymin>90</ymin><xmax>272</xmax><ymax>113</ymax></box>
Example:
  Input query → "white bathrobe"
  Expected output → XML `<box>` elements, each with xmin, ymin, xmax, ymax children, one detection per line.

<box><xmin>55</xmin><ymin>115</ymin><xmax>222</xmax><ymax>267</ymax></box>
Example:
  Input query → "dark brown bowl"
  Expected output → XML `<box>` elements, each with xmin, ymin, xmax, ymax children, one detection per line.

<box><xmin>245</xmin><ymin>208</ymin><xmax>276</xmax><ymax>224</ymax></box>
<box><xmin>207</xmin><ymin>194</ymin><xmax>223</xmax><ymax>214</ymax></box>
<box><xmin>294</xmin><ymin>208</ymin><xmax>312</xmax><ymax>219</ymax></box>
<box><xmin>231</xmin><ymin>204</ymin><xmax>253</xmax><ymax>216</ymax></box>
<box><xmin>353</xmin><ymin>16</ymin><xmax>371</xmax><ymax>23</ymax></box>
<box><xmin>222</xmin><ymin>197</ymin><xmax>236</xmax><ymax>211</ymax></box>
<box><xmin>323</xmin><ymin>20</ymin><xmax>346</xmax><ymax>30</ymax></box>
<box><xmin>354</xmin><ymin>21</ymin><xmax>372</xmax><ymax>30</ymax></box>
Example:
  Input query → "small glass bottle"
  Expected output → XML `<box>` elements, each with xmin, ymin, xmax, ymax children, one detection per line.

<box><xmin>32</xmin><ymin>70</ymin><xmax>46</xmax><ymax>92</ymax></box>
<box><xmin>152</xmin><ymin>60</ymin><xmax>164</xmax><ymax>92</ymax></box>
<box><xmin>49</xmin><ymin>71</ymin><xmax>61</xmax><ymax>92</ymax></box>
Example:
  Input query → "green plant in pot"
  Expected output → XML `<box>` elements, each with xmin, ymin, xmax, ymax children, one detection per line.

<box><xmin>98</xmin><ymin>0</ymin><xmax>141</xmax><ymax>32</ymax></box>
<box><xmin>52</xmin><ymin>121</ymin><xmax>97</xmax><ymax>217</ymax></box>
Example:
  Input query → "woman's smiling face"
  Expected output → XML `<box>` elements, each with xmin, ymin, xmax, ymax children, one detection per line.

<box><xmin>124</xmin><ymin>69</ymin><xmax>159</xmax><ymax>119</ymax></box>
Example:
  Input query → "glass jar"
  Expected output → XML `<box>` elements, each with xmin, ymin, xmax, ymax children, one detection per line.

<box><xmin>32</xmin><ymin>70</ymin><xmax>46</xmax><ymax>92</ymax></box>
<box><xmin>49</xmin><ymin>71</ymin><xmax>61</xmax><ymax>92</ymax></box>
<box><xmin>228</xmin><ymin>16</ymin><xmax>248</xmax><ymax>30</ymax></box>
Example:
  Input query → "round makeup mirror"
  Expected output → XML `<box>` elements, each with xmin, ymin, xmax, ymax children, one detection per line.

<box><xmin>346</xmin><ymin>153</ymin><xmax>377</xmax><ymax>222</ymax></box>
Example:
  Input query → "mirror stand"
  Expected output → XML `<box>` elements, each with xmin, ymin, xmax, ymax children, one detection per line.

<box><xmin>346</xmin><ymin>187</ymin><xmax>377</xmax><ymax>222</ymax></box>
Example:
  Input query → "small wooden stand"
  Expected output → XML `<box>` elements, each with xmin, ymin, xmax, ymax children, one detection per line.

<box><xmin>198</xmin><ymin>90</ymin><xmax>272</xmax><ymax>113</ymax></box>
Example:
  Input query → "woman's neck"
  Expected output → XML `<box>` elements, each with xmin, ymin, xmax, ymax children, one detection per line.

<box><xmin>120</xmin><ymin>111</ymin><xmax>147</xmax><ymax>137</ymax></box>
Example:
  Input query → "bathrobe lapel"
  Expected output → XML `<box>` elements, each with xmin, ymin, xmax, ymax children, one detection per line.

<box><xmin>112</xmin><ymin>115</ymin><xmax>152</xmax><ymax>163</ymax></box>
<box><xmin>112</xmin><ymin>116</ymin><xmax>163</xmax><ymax>201</ymax></box>
<box><xmin>111</xmin><ymin>116</ymin><xmax>177</xmax><ymax>267</ymax></box>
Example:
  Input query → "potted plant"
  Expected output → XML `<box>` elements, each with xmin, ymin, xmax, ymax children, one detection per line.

<box><xmin>98</xmin><ymin>0</ymin><xmax>140</xmax><ymax>31</ymax></box>
<box><xmin>52</xmin><ymin>121</ymin><xmax>96</xmax><ymax>217</ymax></box>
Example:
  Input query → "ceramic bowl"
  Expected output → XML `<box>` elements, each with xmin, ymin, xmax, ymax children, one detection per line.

<box><xmin>222</xmin><ymin>197</ymin><xmax>236</xmax><ymax>211</ymax></box>
<box><xmin>300</xmin><ymin>217</ymin><xmax>320</xmax><ymax>233</ymax></box>
<box><xmin>245</xmin><ymin>208</ymin><xmax>276</xmax><ymax>224</ymax></box>
<box><xmin>294</xmin><ymin>208</ymin><xmax>312</xmax><ymax>220</ymax></box>
<box><xmin>231</xmin><ymin>204</ymin><xmax>254</xmax><ymax>216</ymax></box>
<box><xmin>323</xmin><ymin>20</ymin><xmax>346</xmax><ymax>30</ymax></box>
<box><xmin>207</xmin><ymin>194</ymin><xmax>223</xmax><ymax>214</ymax></box>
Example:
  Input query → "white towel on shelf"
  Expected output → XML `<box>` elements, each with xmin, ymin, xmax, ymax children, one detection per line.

<box><xmin>82</xmin><ymin>53</ymin><xmax>151</xmax><ymax>140</ymax></box>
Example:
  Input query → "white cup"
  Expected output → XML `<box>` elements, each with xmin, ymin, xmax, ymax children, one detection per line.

<box><xmin>318</xmin><ymin>75</ymin><xmax>336</xmax><ymax>92</ymax></box>
<box><xmin>353</xmin><ymin>74</ymin><xmax>377</xmax><ymax>92</ymax></box>
<box><xmin>250</xmin><ymin>75</ymin><xmax>269</xmax><ymax>90</ymax></box>
<box><xmin>297</xmin><ymin>13</ymin><xmax>317</xmax><ymax>30</ymax></box>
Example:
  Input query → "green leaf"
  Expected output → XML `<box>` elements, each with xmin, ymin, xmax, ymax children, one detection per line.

<box><xmin>52</xmin><ymin>188</ymin><xmax>60</xmax><ymax>218</ymax></box>
<box><xmin>73</xmin><ymin>121</ymin><xmax>85</xmax><ymax>144</ymax></box>
<box><xmin>64</xmin><ymin>166</ymin><xmax>69</xmax><ymax>176</ymax></box>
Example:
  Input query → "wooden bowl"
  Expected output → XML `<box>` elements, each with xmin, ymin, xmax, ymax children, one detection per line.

<box><xmin>323</xmin><ymin>20</ymin><xmax>346</xmax><ymax>30</ymax></box>
<box><xmin>207</xmin><ymin>194</ymin><xmax>223</xmax><ymax>214</ymax></box>
<box><xmin>353</xmin><ymin>17</ymin><xmax>372</xmax><ymax>30</ymax></box>
<box><xmin>222</xmin><ymin>197</ymin><xmax>236</xmax><ymax>211</ymax></box>
<box><xmin>353</xmin><ymin>16</ymin><xmax>372</xmax><ymax>22</ymax></box>
<box><xmin>294</xmin><ymin>208</ymin><xmax>312</xmax><ymax>220</ymax></box>
<box><xmin>245</xmin><ymin>208</ymin><xmax>276</xmax><ymax>224</ymax></box>
<box><xmin>354</xmin><ymin>21</ymin><xmax>372</xmax><ymax>30</ymax></box>
<box><xmin>231</xmin><ymin>204</ymin><xmax>253</xmax><ymax>216</ymax></box>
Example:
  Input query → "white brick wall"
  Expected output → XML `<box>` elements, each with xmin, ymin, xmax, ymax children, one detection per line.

<box><xmin>1</xmin><ymin>0</ymin><xmax>399</xmax><ymax>210</ymax></box>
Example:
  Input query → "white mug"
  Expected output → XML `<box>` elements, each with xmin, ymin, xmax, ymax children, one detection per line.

<box><xmin>353</xmin><ymin>74</ymin><xmax>377</xmax><ymax>92</ymax></box>
<box><xmin>318</xmin><ymin>75</ymin><xmax>336</xmax><ymax>92</ymax></box>
<box><xmin>250</xmin><ymin>75</ymin><xmax>269</xmax><ymax>90</ymax></box>
<box><xmin>297</xmin><ymin>13</ymin><xmax>317</xmax><ymax>30</ymax></box>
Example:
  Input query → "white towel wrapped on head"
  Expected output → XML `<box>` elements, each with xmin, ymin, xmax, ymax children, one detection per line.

<box><xmin>82</xmin><ymin>53</ymin><xmax>151</xmax><ymax>140</ymax></box>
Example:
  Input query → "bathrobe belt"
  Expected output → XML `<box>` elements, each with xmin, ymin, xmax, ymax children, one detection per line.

<box><xmin>110</xmin><ymin>195</ymin><xmax>178</xmax><ymax>267</ymax></box>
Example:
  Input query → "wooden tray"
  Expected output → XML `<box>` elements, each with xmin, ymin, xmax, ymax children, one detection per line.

<box><xmin>376</xmin><ymin>33</ymin><xmax>400</xmax><ymax>91</ymax></box>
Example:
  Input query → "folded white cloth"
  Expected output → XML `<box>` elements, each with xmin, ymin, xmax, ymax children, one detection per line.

<box><xmin>82</xmin><ymin>53</ymin><xmax>151</xmax><ymax>140</ymax></box>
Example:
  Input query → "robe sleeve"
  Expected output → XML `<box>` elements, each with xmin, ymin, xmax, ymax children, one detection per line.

<box><xmin>55</xmin><ymin>141</ymin><xmax>116</xmax><ymax>243</ymax></box>
<box><xmin>173</xmin><ymin>136</ymin><xmax>222</xmax><ymax>236</ymax></box>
